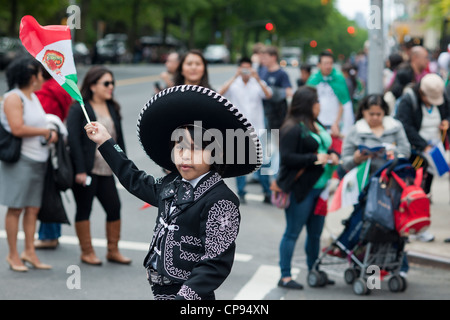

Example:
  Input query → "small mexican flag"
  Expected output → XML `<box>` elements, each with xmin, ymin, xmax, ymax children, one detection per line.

<box><xmin>328</xmin><ymin>159</ymin><xmax>371</xmax><ymax>213</ymax></box>
<box><xmin>19</xmin><ymin>15</ymin><xmax>90</xmax><ymax>123</ymax></box>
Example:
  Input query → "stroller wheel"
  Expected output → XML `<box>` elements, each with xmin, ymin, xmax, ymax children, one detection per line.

<box><xmin>353</xmin><ymin>278</ymin><xmax>368</xmax><ymax>295</ymax></box>
<box><xmin>307</xmin><ymin>270</ymin><xmax>322</xmax><ymax>288</ymax></box>
<box><xmin>344</xmin><ymin>268</ymin><xmax>357</xmax><ymax>284</ymax></box>
<box><xmin>318</xmin><ymin>271</ymin><xmax>328</xmax><ymax>287</ymax></box>
<box><xmin>388</xmin><ymin>275</ymin><xmax>404</xmax><ymax>292</ymax></box>
<box><xmin>400</xmin><ymin>276</ymin><xmax>408</xmax><ymax>292</ymax></box>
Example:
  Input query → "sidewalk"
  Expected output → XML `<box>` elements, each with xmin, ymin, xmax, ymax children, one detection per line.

<box><xmin>322</xmin><ymin>172</ymin><xmax>450</xmax><ymax>270</ymax></box>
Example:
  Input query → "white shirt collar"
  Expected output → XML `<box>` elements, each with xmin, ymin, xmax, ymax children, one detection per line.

<box><xmin>182</xmin><ymin>171</ymin><xmax>210</xmax><ymax>188</ymax></box>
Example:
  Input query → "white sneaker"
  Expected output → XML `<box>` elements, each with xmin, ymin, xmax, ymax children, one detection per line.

<box><xmin>413</xmin><ymin>231</ymin><xmax>435</xmax><ymax>242</ymax></box>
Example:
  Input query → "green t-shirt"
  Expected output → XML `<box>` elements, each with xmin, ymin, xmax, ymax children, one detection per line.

<box><xmin>309</xmin><ymin>122</ymin><xmax>336</xmax><ymax>189</ymax></box>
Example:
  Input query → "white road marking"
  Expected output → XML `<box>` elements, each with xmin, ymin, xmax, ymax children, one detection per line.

<box><xmin>0</xmin><ymin>230</ymin><xmax>252</xmax><ymax>262</ymax></box>
<box><xmin>233</xmin><ymin>265</ymin><xmax>300</xmax><ymax>300</ymax></box>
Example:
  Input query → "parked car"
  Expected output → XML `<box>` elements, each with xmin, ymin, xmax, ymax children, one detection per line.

<box><xmin>0</xmin><ymin>37</ymin><xmax>28</xmax><ymax>70</ymax></box>
<box><xmin>139</xmin><ymin>35</ymin><xmax>184</xmax><ymax>63</ymax></box>
<box><xmin>307</xmin><ymin>54</ymin><xmax>319</xmax><ymax>66</ymax></box>
<box><xmin>203</xmin><ymin>44</ymin><xmax>230</xmax><ymax>64</ymax></box>
<box><xmin>280</xmin><ymin>56</ymin><xmax>299</xmax><ymax>68</ymax></box>
<box><xmin>93</xmin><ymin>34</ymin><xmax>130</xmax><ymax>64</ymax></box>
<box><xmin>280</xmin><ymin>46</ymin><xmax>301</xmax><ymax>67</ymax></box>
<box><xmin>73</xmin><ymin>42</ymin><xmax>91</xmax><ymax>65</ymax></box>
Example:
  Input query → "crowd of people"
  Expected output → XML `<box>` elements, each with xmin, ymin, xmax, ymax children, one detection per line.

<box><xmin>217</xmin><ymin>42</ymin><xmax>450</xmax><ymax>290</ymax></box>
<box><xmin>0</xmin><ymin>41</ymin><xmax>449</xmax><ymax>298</ymax></box>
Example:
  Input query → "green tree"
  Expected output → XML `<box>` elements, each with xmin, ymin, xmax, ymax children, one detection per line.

<box><xmin>0</xmin><ymin>0</ymin><xmax>68</xmax><ymax>36</ymax></box>
<box><xmin>306</xmin><ymin>6</ymin><xmax>368</xmax><ymax>61</ymax></box>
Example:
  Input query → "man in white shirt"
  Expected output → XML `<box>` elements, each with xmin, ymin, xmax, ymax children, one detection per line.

<box><xmin>220</xmin><ymin>57</ymin><xmax>273</xmax><ymax>204</ymax></box>
<box><xmin>307</xmin><ymin>51</ymin><xmax>350</xmax><ymax>137</ymax></box>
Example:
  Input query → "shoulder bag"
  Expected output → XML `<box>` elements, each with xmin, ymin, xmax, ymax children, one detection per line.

<box><xmin>270</xmin><ymin>168</ymin><xmax>305</xmax><ymax>209</ymax></box>
<box><xmin>0</xmin><ymin>100</ymin><xmax>23</xmax><ymax>163</ymax></box>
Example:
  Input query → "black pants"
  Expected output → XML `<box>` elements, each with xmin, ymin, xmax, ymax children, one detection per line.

<box><xmin>263</xmin><ymin>99</ymin><xmax>288</xmax><ymax>130</ymax></box>
<box><xmin>72</xmin><ymin>174</ymin><xmax>121</xmax><ymax>222</ymax></box>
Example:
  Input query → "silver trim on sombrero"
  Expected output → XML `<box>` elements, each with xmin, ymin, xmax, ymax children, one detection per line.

<box><xmin>136</xmin><ymin>85</ymin><xmax>263</xmax><ymax>174</ymax></box>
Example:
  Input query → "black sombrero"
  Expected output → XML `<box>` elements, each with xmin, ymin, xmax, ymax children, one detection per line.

<box><xmin>137</xmin><ymin>85</ymin><xmax>262</xmax><ymax>178</ymax></box>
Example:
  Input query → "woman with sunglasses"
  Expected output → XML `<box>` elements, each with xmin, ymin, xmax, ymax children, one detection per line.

<box><xmin>66</xmin><ymin>66</ymin><xmax>130</xmax><ymax>266</ymax></box>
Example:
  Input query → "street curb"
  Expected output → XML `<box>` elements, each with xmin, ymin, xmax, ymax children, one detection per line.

<box><xmin>407</xmin><ymin>251</ymin><xmax>450</xmax><ymax>270</ymax></box>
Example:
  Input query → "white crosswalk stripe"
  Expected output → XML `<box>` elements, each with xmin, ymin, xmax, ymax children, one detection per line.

<box><xmin>234</xmin><ymin>265</ymin><xmax>300</xmax><ymax>300</ymax></box>
<box><xmin>0</xmin><ymin>230</ymin><xmax>252</xmax><ymax>263</ymax></box>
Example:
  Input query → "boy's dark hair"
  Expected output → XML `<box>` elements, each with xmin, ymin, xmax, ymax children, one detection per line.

<box><xmin>238</xmin><ymin>57</ymin><xmax>252</xmax><ymax>66</ymax></box>
<box><xmin>319</xmin><ymin>50</ymin><xmax>334</xmax><ymax>63</ymax></box>
<box><xmin>6</xmin><ymin>55</ymin><xmax>41</xmax><ymax>91</ymax></box>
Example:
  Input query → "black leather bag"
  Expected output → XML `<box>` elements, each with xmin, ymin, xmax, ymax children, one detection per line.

<box><xmin>38</xmin><ymin>158</ymin><xmax>71</xmax><ymax>225</ymax></box>
<box><xmin>51</xmin><ymin>130</ymin><xmax>74</xmax><ymax>191</ymax></box>
<box><xmin>0</xmin><ymin>120</ymin><xmax>21</xmax><ymax>163</ymax></box>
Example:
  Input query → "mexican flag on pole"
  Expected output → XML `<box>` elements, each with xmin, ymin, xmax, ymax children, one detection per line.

<box><xmin>328</xmin><ymin>159</ymin><xmax>371</xmax><ymax>213</ymax></box>
<box><xmin>19</xmin><ymin>15</ymin><xmax>90</xmax><ymax>123</ymax></box>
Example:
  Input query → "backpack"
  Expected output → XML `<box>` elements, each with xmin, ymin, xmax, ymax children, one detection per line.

<box><xmin>392</xmin><ymin>86</ymin><xmax>417</xmax><ymax>117</ymax></box>
<box><xmin>390</xmin><ymin>167</ymin><xmax>430</xmax><ymax>236</ymax></box>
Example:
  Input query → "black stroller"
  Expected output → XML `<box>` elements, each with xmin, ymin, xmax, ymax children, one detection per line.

<box><xmin>308</xmin><ymin>158</ymin><xmax>414</xmax><ymax>295</ymax></box>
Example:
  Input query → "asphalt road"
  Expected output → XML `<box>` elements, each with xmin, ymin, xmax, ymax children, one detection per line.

<box><xmin>1</xmin><ymin>64</ymin><xmax>450</xmax><ymax>302</ymax></box>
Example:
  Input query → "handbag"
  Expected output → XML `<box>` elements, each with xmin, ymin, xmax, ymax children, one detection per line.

<box><xmin>0</xmin><ymin>98</ymin><xmax>24</xmax><ymax>163</ymax></box>
<box><xmin>51</xmin><ymin>129</ymin><xmax>74</xmax><ymax>191</ymax></box>
<box><xmin>270</xmin><ymin>180</ymin><xmax>291</xmax><ymax>209</ymax></box>
<box><xmin>270</xmin><ymin>168</ymin><xmax>305</xmax><ymax>209</ymax></box>
<box><xmin>0</xmin><ymin>118</ymin><xmax>22</xmax><ymax>163</ymax></box>
<box><xmin>38</xmin><ymin>157</ymin><xmax>71</xmax><ymax>225</ymax></box>
<box><xmin>363</xmin><ymin>176</ymin><xmax>399</xmax><ymax>230</ymax></box>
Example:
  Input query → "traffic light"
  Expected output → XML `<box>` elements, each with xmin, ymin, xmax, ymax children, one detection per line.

<box><xmin>310</xmin><ymin>40</ymin><xmax>317</xmax><ymax>48</ymax></box>
<box><xmin>347</xmin><ymin>26</ymin><xmax>356</xmax><ymax>35</ymax></box>
<box><xmin>265</xmin><ymin>22</ymin><xmax>274</xmax><ymax>32</ymax></box>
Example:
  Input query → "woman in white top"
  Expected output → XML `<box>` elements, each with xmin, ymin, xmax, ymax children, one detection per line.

<box><xmin>0</xmin><ymin>56</ymin><xmax>58</xmax><ymax>272</ymax></box>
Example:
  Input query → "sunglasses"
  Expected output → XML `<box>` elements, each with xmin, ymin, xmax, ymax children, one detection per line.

<box><xmin>101</xmin><ymin>81</ymin><xmax>115</xmax><ymax>87</ymax></box>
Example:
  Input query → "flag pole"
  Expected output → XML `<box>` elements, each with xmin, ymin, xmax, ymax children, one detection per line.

<box><xmin>80</xmin><ymin>102</ymin><xmax>91</xmax><ymax>123</ymax></box>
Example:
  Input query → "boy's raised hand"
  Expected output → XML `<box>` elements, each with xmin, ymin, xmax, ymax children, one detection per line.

<box><xmin>84</xmin><ymin>121</ymin><xmax>111</xmax><ymax>145</ymax></box>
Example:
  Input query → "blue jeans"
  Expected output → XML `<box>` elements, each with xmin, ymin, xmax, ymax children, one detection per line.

<box><xmin>236</xmin><ymin>169</ymin><xmax>271</xmax><ymax>197</ymax></box>
<box><xmin>38</xmin><ymin>223</ymin><xmax>61</xmax><ymax>240</ymax></box>
<box><xmin>279</xmin><ymin>188</ymin><xmax>325</xmax><ymax>277</ymax></box>
<box><xmin>236</xmin><ymin>132</ymin><xmax>272</xmax><ymax>197</ymax></box>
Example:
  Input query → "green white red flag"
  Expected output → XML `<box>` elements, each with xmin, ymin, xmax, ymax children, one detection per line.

<box><xmin>19</xmin><ymin>15</ymin><xmax>90</xmax><ymax>123</ymax></box>
<box><xmin>328</xmin><ymin>159</ymin><xmax>371</xmax><ymax>213</ymax></box>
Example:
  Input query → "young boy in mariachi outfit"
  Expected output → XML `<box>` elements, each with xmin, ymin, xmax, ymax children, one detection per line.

<box><xmin>84</xmin><ymin>85</ymin><xmax>262</xmax><ymax>300</ymax></box>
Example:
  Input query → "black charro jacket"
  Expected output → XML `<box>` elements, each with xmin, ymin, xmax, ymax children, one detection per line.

<box><xmin>98</xmin><ymin>139</ymin><xmax>240</xmax><ymax>300</ymax></box>
<box><xmin>66</xmin><ymin>101</ymin><xmax>126</xmax><ymax>175</ymax></box>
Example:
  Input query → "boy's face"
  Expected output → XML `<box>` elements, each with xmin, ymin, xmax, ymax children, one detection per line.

<box><xmin>173</xmin><ymin>129</ymin><xmax>211</xmax><ymax>181</ymax></box>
